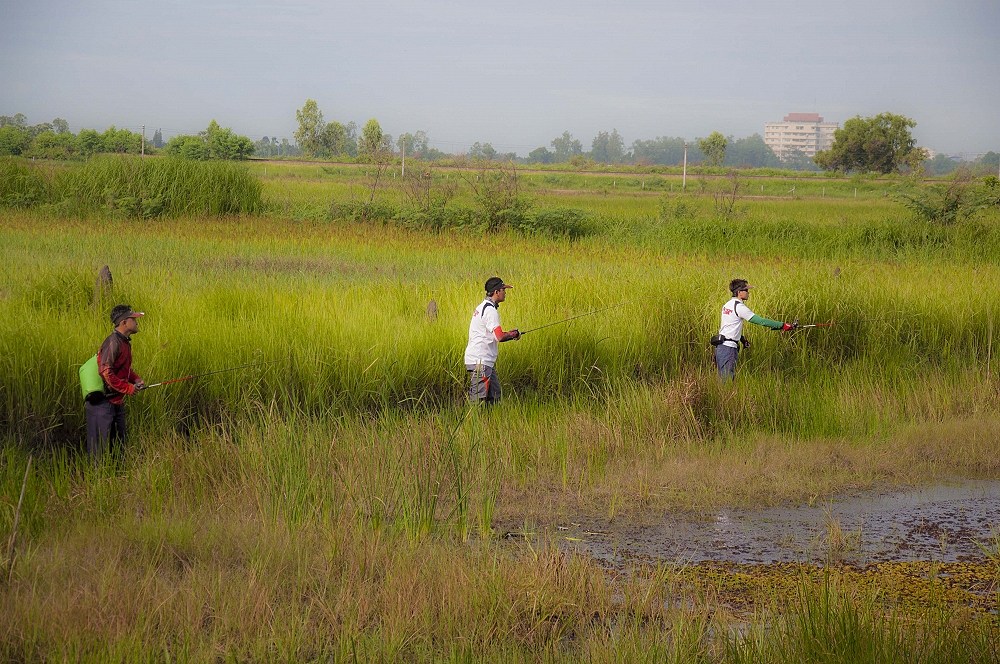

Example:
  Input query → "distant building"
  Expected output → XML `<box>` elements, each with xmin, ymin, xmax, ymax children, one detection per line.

<box><xmin>764</xmin><ymin>113</ymin><xmax>838</xmax><ymax>161</ymax></box>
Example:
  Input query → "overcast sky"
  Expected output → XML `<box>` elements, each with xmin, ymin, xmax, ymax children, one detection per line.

<box><xmin>2</xmin><ymin>0</ymin><xmax>998</xmax><ymax>156</ymax></box>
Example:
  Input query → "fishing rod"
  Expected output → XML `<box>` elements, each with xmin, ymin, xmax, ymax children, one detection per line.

<box><xmin>770</xmin><ymin>320</ymin><xmax>836</xmax><ymax>332</ymax></box>
<box><xmin>519</xmin><ymin>302</ymin><xmax>626</xmax><ymax>336</ymax></box>
<box><xmin>141</xmin><ymin>360</ymin><xmax>276</xmax><ymax>390</ymax></box>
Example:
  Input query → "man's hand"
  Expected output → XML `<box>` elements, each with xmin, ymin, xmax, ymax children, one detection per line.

<box><xmin>781</xmin><ymin>322</ymin><xmax>798</xmax><ymax>331</ymax></box>
<box><xmin>501</xmin><ymin>329</ymin><xmax>521</xmax><ymax>341</ymax></box>
<box><xmin>740</xmin><ymin>337</ymin><xmax>751</xmax><ymax>349</ymax></box>
<box><xmin>134</xmin><ymin>380</ymin><xmax>147</xmax><ymax>392</ymax></box>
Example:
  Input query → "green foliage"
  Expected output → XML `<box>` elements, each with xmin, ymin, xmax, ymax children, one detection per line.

<box><xmin>164</xmin><ymin>121</ymin><xmax>253</xmax><ymax>160</ymax></box>
<box><xmin>510</xmin><ymin>207</ymin><xmax>594</xmax><ymax>238</ymax></box>
<box><xmin>590</xmin><ymin>129</ymin><xmax>626</xmax><ymax>164</ymax></box>
<box><xmin>697</xmin><ymin>131</ymin><xmax>728</xmax><ymax>168</ymax></box>
<box><xmin>815</xmin><ymin>112</ymin><xmax>922</xmax><ymax>174</ymax></box>
<box><xmin>725</xmin><ymin>133</ymin><xmax>781</xmax><ymax>168</ymax></box>
<box><xmin>631</xmin><ymin>136</ymin><xmax>698</xmax><ymax>166</ymax></box>
<box><xmin>468</xmin><ymin>142</ymin><xmax>497</xmax><ymax>160</ymax></box>
<box><xmin>0</xmin><ymin>157</ymin><xmax>52</xmax><ymax>208</ymax></box>
<box><xmin>550</xmin><ymin>131</ymin><xmax>583</xmax><ymax>163</ymax></box>
<box><xmin>23</xmin><ymin>131</ymin><xmax>79</xmax><ymax>159</ymax></box>
<box><xmin>56</xmin><ymin>156</ymin><xmax>262</xmax><ymax>217</ymax></box>
<box><xmin>294</xmin><ymin>99</ymin><xmax>324</xmax><ymax>157</ymax></box>
<box><xmin>0</xmin><ymin>125</ymin><xmax>32</xmax><ymax>156</ymax></box>
<box><xmin>895</xmin><ymin>169</ymin><xmax>996</xmax><ymax>225</ymax></box>
<box><xmin>358</xmin><ymin>118</ymin><xmax>386</xmax><ymax>161</ymax></box>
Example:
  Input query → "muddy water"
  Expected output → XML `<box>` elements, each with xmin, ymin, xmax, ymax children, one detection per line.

<box><xmin>555</xmin><ymin>480</ymin><xmax>1000</xmax><ymax>567</ymax></box>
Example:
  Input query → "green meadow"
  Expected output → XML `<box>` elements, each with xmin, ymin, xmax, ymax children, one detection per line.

<box><xmin>1</xmin><ymin>157</ymin><xmax>998</xmax><ymax>661</ymax></box>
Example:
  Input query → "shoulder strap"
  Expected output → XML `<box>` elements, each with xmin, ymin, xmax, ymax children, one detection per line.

<box><xmin>482</xmin><ymin>300</ymin><xmax>497</xmax><ymax>312</ymax></box>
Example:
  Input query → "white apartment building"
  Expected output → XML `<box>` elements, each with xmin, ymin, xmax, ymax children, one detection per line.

<box><xmin>764</xmin><ymin>113</ymin><xmax>838</xmax><ymax>160</ymax></box>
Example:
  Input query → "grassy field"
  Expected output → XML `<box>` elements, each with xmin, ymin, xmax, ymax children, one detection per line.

<box><xmin>1</xmin><ymin>157</ymin><xmax>998</xmax><ymax>660</ymax></box>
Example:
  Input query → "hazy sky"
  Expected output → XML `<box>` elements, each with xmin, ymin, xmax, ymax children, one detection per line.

<box><xmin>2</xmin><ymin>0</ymin><xmax>998</xmax><ymax>156</ymax></box>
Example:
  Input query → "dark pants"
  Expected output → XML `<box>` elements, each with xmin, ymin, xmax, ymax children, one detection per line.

<box><xmin>714</xmin><ymin>345</ymin><xmax>739</xmax><ymax>381</ymax></box>
<box><xmin>85</xmin><ymin>399</ymin><xmax>127</xmax><ymax>459</ymax></box>
<box><xmin>466</xmin><ymin>364</ymin><xmax>501</xmax><ymax>404</ymax></box>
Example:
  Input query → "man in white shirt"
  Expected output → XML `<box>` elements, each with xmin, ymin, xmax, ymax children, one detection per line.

<box><xmin>464</xmin><ymin>276</ymin><xmax>520</xmax><ymax>403</ymax></box>
<box><xmin>713</xmin><ymin>278</ymin><xmax>795</xmax><ymax>380</ymax></box>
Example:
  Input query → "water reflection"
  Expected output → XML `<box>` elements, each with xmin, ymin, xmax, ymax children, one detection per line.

<box><xmin>558</xmin><ymin>480</ymin><xmax>1000</xmax><ymax>567</ymax></box>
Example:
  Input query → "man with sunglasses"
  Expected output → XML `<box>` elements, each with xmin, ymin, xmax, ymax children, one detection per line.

<box><xmin>713</xmin><ymin>279</ymin><xmax>796</xmax><ymax>380</ymax></box>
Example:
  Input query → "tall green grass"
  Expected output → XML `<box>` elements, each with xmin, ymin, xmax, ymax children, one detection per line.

<box><xmin>2</xmin><ymin>198</ymin><xmax>998</xmax><ymax>660</ymax></box>
<box><xmin>1</xmin><ymin>212</ymin><xmax>997</xmax><ymax>446</ymax></box>
<box><xmin>0</xmin><ymin>156</ymin><xmax>262</xmax><ymax>217</ymax></box>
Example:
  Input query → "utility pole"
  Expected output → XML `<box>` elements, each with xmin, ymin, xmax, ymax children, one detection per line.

<box><xmin>401</xmin><ymin>140</ymin><xmax>405</xmax><ymax>177</ymax></box>
<box><xmin>682</xmin><ymin>142</ymin><xmax>688</xmax><ymax>191</ymax></box>
<box><xmin>141</xmin><ymin>125</ymin><xmax>145</xmax><ymax>157</ymax></box>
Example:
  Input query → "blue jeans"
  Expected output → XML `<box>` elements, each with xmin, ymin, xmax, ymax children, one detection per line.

<box><xmin>714</xmin><ymin>345</ymin><xmax>739</xmax><ymax>381</ymax></box>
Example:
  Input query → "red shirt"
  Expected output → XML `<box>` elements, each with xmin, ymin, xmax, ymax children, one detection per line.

<box><xmin>98</xmin><ymin>331</ymin><xmax>141</xmax><ymax>405</ymax></box>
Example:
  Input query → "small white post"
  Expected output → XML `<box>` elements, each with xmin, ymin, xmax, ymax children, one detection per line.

<box><xmin>682</xmin><ymin>143</ymin><xmax>688</xmax><ymax>191</ymax></box>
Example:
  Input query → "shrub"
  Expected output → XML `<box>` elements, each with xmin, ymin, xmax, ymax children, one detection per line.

<box><xmin>0</xmin><ymin>157</ymin><xmax>51</xmax><ymax>208</ymax></box>
<box><xmin>57</xmin><ymin>155</ymin><xmax>262</xmax><ymax>217</ymax></box>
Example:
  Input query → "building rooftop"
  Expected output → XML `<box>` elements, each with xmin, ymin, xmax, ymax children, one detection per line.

<box><xmin>783</xmin><ymin>113</ymin><xmax>823</xmax><ymax>122</ymax></box>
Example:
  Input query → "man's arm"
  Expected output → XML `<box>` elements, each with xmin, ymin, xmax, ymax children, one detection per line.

<box><xmin>493</xmin><ymin>326</ymin><xmax>521</xmax><ymax>342</ymax></box>
<box><xmin>748</xmin><ymin>314</ymin><xmax>795</xmax><ymax>331</ymax></box>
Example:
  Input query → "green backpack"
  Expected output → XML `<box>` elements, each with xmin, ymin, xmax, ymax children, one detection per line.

<box><xmin>79</xmin><ymin>354</ymin><xmax>106</xmax><ymax>403</ymax></box>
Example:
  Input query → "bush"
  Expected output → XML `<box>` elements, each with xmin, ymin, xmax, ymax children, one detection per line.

<box><xmin>57</xmin><ymin>155</ymin><xmax>262</xmax><ymax>218</ymax></box>
<box><xmin>511</xmin><ymin>207</ymin><xmax>595</xmax><ymax>238</ymax></box>
<box><xmin>895</xmin><ymin>169</ymin><xmax>994</xmax><ymax>225</ymax></box>
<box><xmin>0</xmin><ymin>157</ymin><xmax>51</xmax><ymax>208</ymax></box>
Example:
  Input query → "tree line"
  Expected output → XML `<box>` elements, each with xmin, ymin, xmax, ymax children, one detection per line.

<box><xmin>6</xmin><ymin>105</ymin><xmax>998</xmax><ymax>176</ymax></box>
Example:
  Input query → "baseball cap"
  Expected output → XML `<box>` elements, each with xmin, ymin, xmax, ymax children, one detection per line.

<box><xmin>484</xmin><ymin>277</ymin><xmax>513</xmax><ymax>294</ymax></box>
<box><xmin>111</xmin><ymin>306</ymin><xmax>145</xmax><ymax>326</ymax></box>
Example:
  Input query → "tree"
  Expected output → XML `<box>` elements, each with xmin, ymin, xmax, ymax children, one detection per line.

<box><xmin>152</xmin><ymin>128</ymin><xmax>163</xmax><ymax>148</ymax></box>
<box><xmin>976</xmin><ymin>151</ymin><xmax>999</xmax><ymax>175</ymax></box>
<box><xmin>165</xmin><ymin>121</ymin><xmax>253</xmax><ymax>160</ymax></box>
<box><xmin>320</xmin><ymin>121</ymin><xmax>348</xmax><ymax>157</ymax></box>
<box><xmin>813</xmin><ymin>112</ymin><xmax>922</xmax><ymax>174</ymax></box>
<box><xmin>25</xmin><ymin>131</ymin><xmax>78</xmax><ymax>159</ymax></box>
<box><xmin>631</xmin><ymin>136</ymin><xmax>689</xmax><ymax>166</ymax></box>
<box><xmin>697</xmin><ymin>131</ymin><xmax>727</xmax><ymax>168</ymax></box>
<box><xmin>397</xmin><ymin>130</ymin><xmax>431</xmax><ymax>159</ymax></box>
<box><xmin>294</xmin><ymin>99</ymin><xmax>325</xmax><ymax>157</ymax></box>
<box><xmin>52</xmin><ymin>118</ymin><xmax>70</xmax><ymax>134</ymax></box>
<box><xmin>527</xmin><ymin>146</ymin><xmax>554</xmax><ymax>164</ymax></box>
<box><xmin>0</xmin><ymin>125</ymin><xmax>31</xmax><ymax>155</ymax></box>
<box><xmin>77</xmin><ymin>129</ymin><xmax>103</xmax><ymax>156</ymax></box>
<box><xmin>469</xmin><ymin>142</ymin><xmax>498</xmax><ymax>160</ymax></box>
<box><xmin>591</xmin><ymin>129</ymin><xmax>626</xmax><ymax>164</ymax></box>
<box><xmin>358</xmin><ymin>118</ymin><xmax>385</xmax><ymax>161</ymax></box>
<box><xmin>925</xmin><ymin>153</ymin><xmax>960</xmax><ymax>176</ymax></box>
<box><xmin>100</xmin><ymin>126</ymin><xmax>142</xmax><ymax>153</ymax></box>
<box><xmin>0</xmin><ymin>113</ymin><xmax>27</xmax><ymax>128</ymax></box>
<box><xmin>725</xmin><ymin>133</ymin><xmax>781</xmax><ymax>168</ymax></box>
<box><xmin>550</xmin><ymin>131</ymin><xmax>583</xmax><ymax>163</ymax></box>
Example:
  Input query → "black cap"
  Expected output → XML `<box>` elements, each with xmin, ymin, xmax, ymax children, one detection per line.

<box><xmin>111</xmin><ymin>304</ymin><xmax>145</xmax><ymax>326</ymax></box>
<box><xmin>485</xmin><ymin>277</ymin><xmax>513</xmax><ymax>294</ymax></box>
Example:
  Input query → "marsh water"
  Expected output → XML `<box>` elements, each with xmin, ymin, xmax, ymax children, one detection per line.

<box><xmin>554</xmin><ymin>480</ymin><xmax>1000</xmax><ymax>567</ymax></box>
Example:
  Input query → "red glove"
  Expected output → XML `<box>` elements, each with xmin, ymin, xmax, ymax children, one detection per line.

<box><xmin>781</xmin><ymin>322</ymin><xmax>797</xmax><ymax>331</ymax></box>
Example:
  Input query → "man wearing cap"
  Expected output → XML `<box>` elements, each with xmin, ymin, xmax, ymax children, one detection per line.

<box><xmin>86</xmin><ymin>304</ymin><xmax>146</xmax><ymax>458</ymax></box>
<box><xmin>464</xmin><ymin>277</ymin><xmax>520</xmax><ymax>404</ymax></box>
<box><xmin>714</xmin><ymin>279</ymin><xmax>796</xmax><ymax>381</ymax></box>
